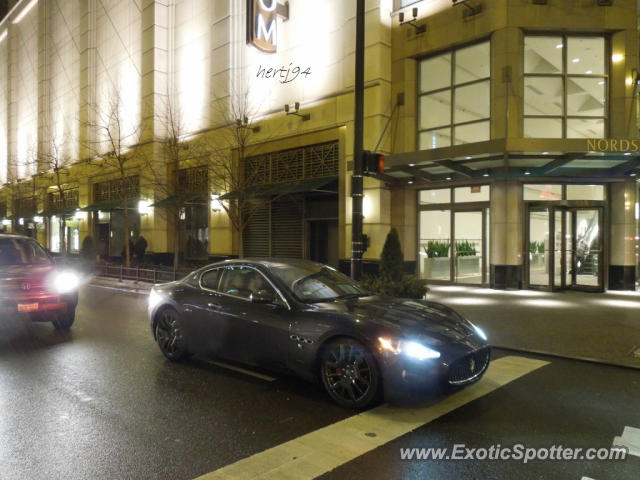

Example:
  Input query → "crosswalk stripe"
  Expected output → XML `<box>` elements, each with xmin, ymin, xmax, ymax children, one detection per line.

<box><xmin>193</xmin><ymin>355</ymin><xmax>549</xmax><ymax>480</ymax></box>
<box><xmin>613</xmin><ymin>426</ymin><xmax>640</xmax><ymax>458</ymax></box>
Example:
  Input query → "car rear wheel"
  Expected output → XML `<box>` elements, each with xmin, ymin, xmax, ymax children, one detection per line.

<box><xmin>320</xmin><ymin>338</ymin><xmax>381</xmax><ymax>409</ymax></box>
<box><xmin>52</xmin><ymin>309</ymin><xmax>75</xmax><ymax>331</ymax></box>
<box><xmin>155</xmin><ymin>308</ymin><xmax>189</xmax><ymax>361</ymax></box>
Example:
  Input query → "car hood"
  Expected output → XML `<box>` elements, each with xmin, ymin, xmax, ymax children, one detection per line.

<box><xmin>0</xmin><ymin>263</ymin><xmax>57</xmax><ymax>279</ymax></box>
<box><xmin>0</xmin><ymin>264</ymin><xmax>57</xmax><ymax>294</ymax></box>
<box><xmin>312</xmin><ymin>295</ymin><xmax>482</xmax><ymax>344</ymax></box>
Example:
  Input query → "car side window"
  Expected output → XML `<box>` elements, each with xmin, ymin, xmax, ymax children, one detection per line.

<box><xmin>219</xmin><ymin>266</ymin><xmax>276</xmax><ymax>301</ymax></box>
<box><xmin>201</xmin><ymin>269</ymin><xmax>221</xmax><ymax>291</ymax></box>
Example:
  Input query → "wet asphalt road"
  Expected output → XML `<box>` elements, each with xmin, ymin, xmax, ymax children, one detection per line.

<box><xmin>0</xmin><ymin>285</ymin><xmax>639</xmax><ymax>480</ymax></box>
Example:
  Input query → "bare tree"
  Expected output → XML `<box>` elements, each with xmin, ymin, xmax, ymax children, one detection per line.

<box><xmin>142</xmin><ymin>98</ymin><xmax>204</xmax><ymax>271</ymax></box>
<box><xmin>83</xmin><ymin>90</ymin><xmax>141</xmax><ymax>267</ymax></box>
<box><xmin>204</xmin><ymin>91</ymin><xmax>287</xmax><ymax>258</ymax></box>
<box><xmin>37</xmin><ymin>137</ymin><xmax>77</xmax><ymax>255</ymax></box>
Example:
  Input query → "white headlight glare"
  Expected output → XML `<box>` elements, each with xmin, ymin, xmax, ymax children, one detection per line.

<box><xmin>379</xmin><ymin>337</ymin><xmax>440</xmax><ymax>360</ymax></box>
<box><xmin>472</xmin><ymin>324</ymin><xmax>488</xmax><ymax>341</ymax></box>
<box><xmin>53</xmin><ymin>271</ymin><xmax>80</xmax><ymax>294</ymax></box>
<box><xmin>403</xmin><ymin>341</ymin><xmax>441</xmax><ymax>360</ymax></box>
<box><xmin>149</xmin><ymin>289</ymin><xmax>163</xmax><ymax>310</ymax></box>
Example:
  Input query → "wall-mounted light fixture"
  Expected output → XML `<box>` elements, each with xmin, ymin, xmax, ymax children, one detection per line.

<box><xmin>33</xmin><ymin>216</ymin><xmax>43</xmax><ymax>224</ymax></box>
<box><xmin>18</xmin><ymin>218</ymin><xmax>24</xmax><ymax>226</ymax></box>
<box><xmin>211</xmin><ymin>194</ymin><xmax>224</xmax><ymax>212</ymax></box>
<box><xmin>398</xmin><ymin>7</ymin><xmax>426</xmax><ymax>34</ymax></box>
<box><xmin>284</xmin><ymin>102</ymin><xmax>310</xmax><ymax>121</ymax></box>
<box><xmin>236</xmin><ymin>116</ymin><xmax>260</xmax><ymax>133</ymax></box>
<box><xmin>138</xmin><ymin>200</ymin><xmax>152</xmax><ymax>215</ymax></box>
<box><xmin>1</xmin><ymin>219</ymin><xmax>10</xmax><ymax>226</ymax></box>
<box><xmin>74</xmin><ymin>209</ymin><xmax>87</xmax><ymax>221</ymax></box>
<box><xmin>452</xmin><ymin>0</ymin><xmax>482</xmax><ymax>19</ymax></box>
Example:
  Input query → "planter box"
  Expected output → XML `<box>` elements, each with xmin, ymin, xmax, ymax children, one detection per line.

<box><xmin>456</xmin><ymin>255</ymin><xmax>481</xmax><ymax>276</ymax></box>
<box><xmin>423</xmin><ymin>257</ymin><xmax>450</xmax><ymax>279</ymax></box>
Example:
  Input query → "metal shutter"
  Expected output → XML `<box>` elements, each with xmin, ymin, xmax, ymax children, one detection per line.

<box><xmin>243</xmin><ymin>201</ymin><xmax>270</xmax><ymax>257</ymax></box>
<box><xmin>271</xmin><ymin>197</ymin><xmax>303</xmax><ymax>258</ymax></box>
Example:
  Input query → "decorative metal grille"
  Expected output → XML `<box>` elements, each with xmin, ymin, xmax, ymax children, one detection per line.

<box><xmin>244</xmin><ymin>141</ymin><xmax>338</xmax><ymax>186</ymax></box>
<box><xmin>178</xmin><ymin>166</ymin><xmax>208</xmax><ymax>194</ymax></box>
<box><xmin>14</xmin><ymin>197</ymin><xmax>38</xmax><ymax>217</ymax></box>
<box><xmin>93</xmin><ymin>176</ymin><xmax>140</xmax><ymax>203</ymax></box>
<box><xmin>46</xmin><ymin>189</ymin><xmax>79</xmax><ymax>212</ymax></box>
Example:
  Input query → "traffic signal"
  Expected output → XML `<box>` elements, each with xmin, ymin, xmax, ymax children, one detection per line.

<box><xmin>363</xmin><ymin>151</ymin><xmax>385</xmax><ymax>177</ymax></box>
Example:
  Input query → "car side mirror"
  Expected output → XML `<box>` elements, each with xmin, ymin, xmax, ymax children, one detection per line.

<box><xmin>251</xmin><ymin>289</ymin><xmax>277</xmax><ymax>304</ymax></box>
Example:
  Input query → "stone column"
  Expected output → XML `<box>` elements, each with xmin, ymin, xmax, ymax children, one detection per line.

<box><xmin>140</xmin><ymin>0</ymin><xmax>172</xmax><ymax>258</ymax></box>
<box><xmin>609</xmin><ymin>181</ymin><xmax>636</xmax><ymax>290</ymax></box>
<box><xmin>490</xmin><ymin>180</ymin><xmax>523</xmax><ymax>289</ymax></box>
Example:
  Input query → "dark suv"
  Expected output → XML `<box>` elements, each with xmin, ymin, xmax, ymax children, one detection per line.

<box><xmin>0</xmin><ymin>234</ymin><xmax>79</xmax><ymax>330</ymax></box>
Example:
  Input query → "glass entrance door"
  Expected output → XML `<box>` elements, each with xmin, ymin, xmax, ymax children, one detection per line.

<box><xmin>553</xmin><ymin>207</ymin><xmax>603</xmax><ymax>290</ymax></box>
<box><xmin>528</xmin><ymin>206</ymin><xmax>603</xmax><ymax>290</ymax></box>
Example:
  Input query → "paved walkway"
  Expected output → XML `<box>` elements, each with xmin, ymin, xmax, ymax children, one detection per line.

<box><xmin>427</xmin><ymin>285</ymin><xmax>640</xmax><ymax>369</ymax></box>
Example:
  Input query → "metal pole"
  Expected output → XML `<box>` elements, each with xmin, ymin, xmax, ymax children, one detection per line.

<box><xmin>351</xmin><ymin>0</ymin><xmax>365</xmax><ymax>281</ymax></box>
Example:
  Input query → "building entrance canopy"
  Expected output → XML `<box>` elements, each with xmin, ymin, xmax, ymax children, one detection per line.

<box><xmin>384</xmin><ymin>138</ymin><xmax>640</xmax><ymax>185</ymax></box>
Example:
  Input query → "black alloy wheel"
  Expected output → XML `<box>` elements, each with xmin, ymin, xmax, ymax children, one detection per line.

<box><xmin>320</xmin><ymin>338</ymin><xmax>381</xmax><ymax>409</ymax></box>
<box><xmin>155</xmin><ymin>308</ymin><xmax>189</xmax><ymax>361</ymax></box>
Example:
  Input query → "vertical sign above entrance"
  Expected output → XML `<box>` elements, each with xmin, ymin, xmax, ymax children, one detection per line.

<box><xmin>247</xmin><ymin>0</ymin><xmax>290</xmax><ymax>53</ymax></box>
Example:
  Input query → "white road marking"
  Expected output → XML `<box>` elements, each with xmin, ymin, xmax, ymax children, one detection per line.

<box><xmin>193</xmin><ymin>355</ymin><xmax>549</xmax><ymax>480</ymax></box>
<box><xmin>613</xmin><ymin>426</ymin><xmax>640</xmax><ymax>458</ymax></box>
<box><xmin>210</xmin><ymin>361</ymin><xmax>277</xmax><ymax>382</ymax></box>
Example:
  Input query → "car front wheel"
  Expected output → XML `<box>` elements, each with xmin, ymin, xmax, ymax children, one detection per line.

<box><xmin>320</xmin><ymin>338</ymin><xmax>381</xmax><ymax>409</ymax></box>
<box><xmin>52</xmin><ymin>309</ymin><xmax>75</xmax><ymax>331</ymax></box>
<box><xmin>154</xmin><ymin>308</ymin><xmax>189</xmax><ymax>361</ymax></box>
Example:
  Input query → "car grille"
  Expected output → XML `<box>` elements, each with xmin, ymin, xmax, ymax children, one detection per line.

<box><xmin>0</xmin><ymin>279</ymin><xmax>48</xmax><ymax>298</ymax></box>
<box><xmin>447</xmin><ymin>348</ymin><xmax>490</xmax><ymax>385</ymax></box>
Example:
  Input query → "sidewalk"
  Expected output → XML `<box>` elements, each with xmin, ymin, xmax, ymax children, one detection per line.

<box><xmin>427</xmin><ymin>285</ymin><xmax>640</xmax><ymax>369</ymax></box>
<box><xmin>88</xmin><ymin>275</ymin><xmax>153</xmax><ymax>295</ymax></box>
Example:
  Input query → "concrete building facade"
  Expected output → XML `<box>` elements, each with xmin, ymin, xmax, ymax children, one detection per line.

<box><xmin>0</xmin><ymin>0</ymin><xmax>638</xmax><ymax>291</ymax></box>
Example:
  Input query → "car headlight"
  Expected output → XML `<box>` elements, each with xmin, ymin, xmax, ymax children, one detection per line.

<box><xmin>378</xmin><ymin>337</ymin><xmax>441</xmax><ymax>360</ymax></box>
<box><xmin>470</xmin><ymin>322</ymin><xmax>488</xmax><ymax>341</ymax></box>
<box><xmin>149</xmin><ymin>289</ymin><xmax>163</xmax><ymax>310</ymax></box>
<box><xmin>52</xmin><ymin>271</ymin><xmax>80</xmax><ymax>294</ymax></box>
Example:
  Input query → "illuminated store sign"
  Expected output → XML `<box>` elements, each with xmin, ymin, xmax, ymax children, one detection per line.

<box><xmin>587</xmin><ymin>138</ymin><xmax>640</xmax><ymax>153</ymax></box>
<box><xmin>247</xmin><ymin>0</ymin><xmax>289</xmax><ymax>53</ymax></box>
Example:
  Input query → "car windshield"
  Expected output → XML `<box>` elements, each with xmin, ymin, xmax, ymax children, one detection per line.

<box><xmin>269</xmin><ymin>263</ymin><xmax>370</xmax><ymax>302</ymax></box>
<box><xmin>0</xmin><ymin>238</ymin><xmax>52</xmax><ymax>266</ymax></box>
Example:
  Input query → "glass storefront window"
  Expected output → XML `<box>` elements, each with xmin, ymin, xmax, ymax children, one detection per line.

<box><xmin>419</xmin><ymin>188</ymin><xmax>451</xmax><ymax>205</ymax></box>
<box><xmin>524</xmin><ymin>184</ymin><xmax>563</xmax><ymax>201</ymax></box>
<box><xmin>50</xmin><ymin>216</ymin><xmax>60</xmax><ymax>253</ymax></box>
<box><xmin>419</xmin><ymin>209</ymin><xmax>451</xmax><ymax>281</ymax></box>
<box><xmin>524</xmin><ymin>35</ymin><xmax>607</xmax><ymax>139</ymax></box>
<box><xmin>418</xmin><ymin>40</ymin><xmax>490</xmax><ymax>150</ymax></box>
<box><xmin>455</xmin><ymin>185</ymin><xmax>490</xmax><ymax>202</ymax></box>
<box><xmin>567</xmin><ymin>184</ymin><xmax>604</xmax><ymax>201</ymax></box>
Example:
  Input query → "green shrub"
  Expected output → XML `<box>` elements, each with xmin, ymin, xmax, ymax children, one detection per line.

<box><xmin>530</xmin><ymin>241</ymin><xmax>545</xmax><ymax>254</ymax></box>
<box><xmin>362</xmin><ymin>228</ymin><xmax>428</xmax><ymax>299</ymax></box>
<box><xmin>379</xmin><ymin>228</ymin><xmax>403</xmax><ymax>282</ymax></box>
<box><xmin>455</xmin><ymin>240</ymin><xmax>477</xmax><ymax>257</ymax></box>
<box><xmin>423</xmin><ymin>240</ymin><xmax>450</xmax><ymax>258</ymax></box>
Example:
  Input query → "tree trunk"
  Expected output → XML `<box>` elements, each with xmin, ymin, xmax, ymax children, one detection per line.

<box><xmin>237</xmin><ymin>227</ymin><xmax>244</xmax><ymax>259</ymax></box>
<box><xmin>173</xmin><ymin>210</ymin><xmax>180</xmax><ymax>271</ymax></box>
<box><xmin>123</xmin><ymin>198</ymin><xmax>131</xmax><ymax>267</ymax></box>
<box><xmin>60</xmin><ymin>215</ymin><xmax>67</xmax><ymax>256</ymax></box>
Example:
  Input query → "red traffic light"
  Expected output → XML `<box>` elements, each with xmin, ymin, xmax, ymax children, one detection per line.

<box><xmin>363</xmin><ymin>151</ymin><xmax>385</xmax><ymax>176</ymax></box>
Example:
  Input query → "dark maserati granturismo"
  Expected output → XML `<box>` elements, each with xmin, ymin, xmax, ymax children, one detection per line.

<box><xmin>148</xmin><ymin>259</ymin><xmax>490</xmax><ymax>408</ymax></box>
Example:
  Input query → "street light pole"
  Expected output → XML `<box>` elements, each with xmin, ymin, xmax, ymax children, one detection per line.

<box><xmin>351</xmin><ymin>0</ymin><xmax>365</xmax><ymax>281</ymax></box>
